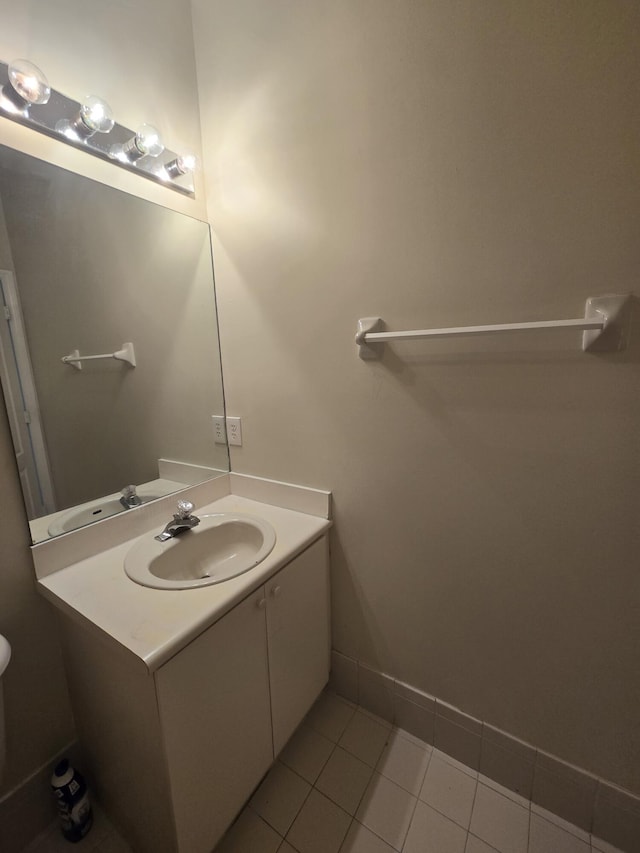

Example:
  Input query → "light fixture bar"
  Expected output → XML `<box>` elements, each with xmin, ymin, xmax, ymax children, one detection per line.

<box><xmin>0</xmin><ymin>61</ymin><xmax>194</xmax><ymax>196</ymax></box>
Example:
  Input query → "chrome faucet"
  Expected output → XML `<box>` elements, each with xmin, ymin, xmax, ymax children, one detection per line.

<box><xmin>120</xmin><ymin>485</ymin><xmax>142</xmax><ymax>509</ymax></box>
<box><xmin>155</xmin><ymin>500</ymin><xmax>200</xmax><ymax>542</ymax></box>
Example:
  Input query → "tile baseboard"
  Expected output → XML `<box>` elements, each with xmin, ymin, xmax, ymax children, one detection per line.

<box><xmin>0</xmin><ymin>739</ymin><xmax>82</xmax><ymax>853</ymax></box>
<box><xmin>329</xmin><ymin>650</ymin><xmax>640</xmax><ymax>852</ymax></box>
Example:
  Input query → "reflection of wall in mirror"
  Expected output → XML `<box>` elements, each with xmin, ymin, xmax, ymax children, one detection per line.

<box><xmin>0</xmin><ymin>150</ymin><xmax>227</xmax><ymax>515</ymax></box>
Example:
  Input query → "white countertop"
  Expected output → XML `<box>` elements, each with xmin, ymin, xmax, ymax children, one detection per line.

<box><xmin>38</xmin><ymin>494</ymin><xmax>331</xmax><ymax>673</ymax></box>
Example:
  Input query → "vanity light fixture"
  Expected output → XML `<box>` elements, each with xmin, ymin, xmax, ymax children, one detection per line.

<box><xmin>1</xmin><ymin>59</ymin><xmax>50</xmax><ymax>114</ymax></box>
<box><xmin>0</xmin><ymin>58</ymin><xmax>194</xmax><ymax>195</ymax></box>
<box><xmin>57</xmin><ymin>95</ymin><xmax>115</xmax><ymax>140</ymax></box>
<box><xmin>112</xmin><ymin>123</ymin><xmax>164</xmax><ymax>162</ymax></box>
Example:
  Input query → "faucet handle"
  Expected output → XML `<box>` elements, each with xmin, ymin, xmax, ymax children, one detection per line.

<box><xmin>175</xmin><ymin>500</ymin><xmax>195</xmax><ymax>519</ymax></box>
<box><xmin>121</xmin><ymin>484</ymin><xmax>138</xmax><ymax>498</ymax></box>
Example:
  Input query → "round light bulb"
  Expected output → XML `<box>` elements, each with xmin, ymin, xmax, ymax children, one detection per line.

<box><xmin>134</xmin><ymin>124</ymin><xmax>164</xmax><ymax>157</ymax></box>
<box><xmin>177</xmin><ymin>153</ymin><xmax>196</xmax><ymax>173</ymax></box>
<box><xmin>163</xmin><ymin>152</ymin><xmax>197</xmax><ymax>179</ymax></box>
<box><xmin>79</xmin><ymin>95</ymin><xmax>114</xmax><ymax>134</ymax></box>
<box><xmin>8</xmin><ymin>59</ymin><xmax>50</xmax><ymax>105</ymax></box>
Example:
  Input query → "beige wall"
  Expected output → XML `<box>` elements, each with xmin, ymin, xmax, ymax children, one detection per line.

<box><xmin>192</xmin><ymin>0</ymin><xmax>640</xmax><ymax>793</ymax></box>
<box><xmin>0</xmin><ymin>0</ymin><xmax>205</xmax><ymax>799</ymax></box>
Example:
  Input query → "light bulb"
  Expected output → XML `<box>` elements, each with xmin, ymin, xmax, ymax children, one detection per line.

<box><xmin>1</xmin><ymin>59</ymin><xmax>50</xmax><ymax>113</ymax></box>
<box><xmin>79</xmin><ymin>95</ymin><xmax>115</xmax><ymax>134</ymax></box>
<box><xmin>112</xmin><ymin>123</ymin><xmax>165</xmax><ymax>162</ymax></box>
<box><xmin>162</xmin><ymin>153</ymin><xmax>197</xmax><ymax>179</ymax></box>
<box><xmin>8</xmin><ymin>59</ymin><xmax>50</xmax><ymax>105</ymax></box>
<box><xmin>134</xmin><ymin>124</ymin><xmax>164</xmax><ymax>157</ymax></box>
<box><xmin>56</xmin><ymin>95</ymin><xmax>115</xmax><ymax>140</ymax></box>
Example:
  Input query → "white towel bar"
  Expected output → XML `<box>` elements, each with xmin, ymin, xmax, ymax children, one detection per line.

<box><xmin>62</xmin><ymin>342</ymin><xmax>136</xmax><ymax>370</ymax></box>
<box><xmin>356</xmin><ymin>294</ymin><xmax>631</xmax><ymax>360</ymax></box>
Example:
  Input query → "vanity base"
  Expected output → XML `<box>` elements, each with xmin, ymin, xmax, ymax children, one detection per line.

<box><xmin>57</xmin><ymin>535</ymin><xmax>330</xmax><ymax>853</ymax></box>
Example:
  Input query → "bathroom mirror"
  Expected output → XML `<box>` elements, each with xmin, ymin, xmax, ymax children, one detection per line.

<box><xmin>0</xmin><ymin>145</ymin><xmax>228</xmax><ymax>544</ymax></box>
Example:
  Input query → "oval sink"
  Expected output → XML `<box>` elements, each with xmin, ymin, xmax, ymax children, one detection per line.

<box><xmin>124</xmin><ymin>513</ymin><xmax>277</xmax><ymax>590</ymax></box>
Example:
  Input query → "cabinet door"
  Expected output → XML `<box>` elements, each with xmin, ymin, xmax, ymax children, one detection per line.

<box><xmin>156</xmin><ymin>587</ymin><xmax>273</xmax><ymax>853</ymax></box>
<box><xmin>267</xmin><ymin>536</ymin><xmax>330</xmax><ymax>754</ymax></box>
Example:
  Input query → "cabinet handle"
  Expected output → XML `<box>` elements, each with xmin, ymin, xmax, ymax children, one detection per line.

<box><xmin>257</xmin><ymin>598</ymin><xmax>267</xmax><ymax>610</ymax></box>
<box><xmin>271</xmin><ymin>585</ymin><xmax>282</xmax><ymax>597</ymax></box>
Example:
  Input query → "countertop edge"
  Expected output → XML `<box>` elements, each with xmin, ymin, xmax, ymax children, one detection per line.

<box><xmin>143</xmin><ymin>524</ymin><xmax>331</xmax><ymax>671</ymax></box>
<box><xmin>38</xmin><ymin>496</ymin><xmax>332</xmax><ymax>673</ymax></box>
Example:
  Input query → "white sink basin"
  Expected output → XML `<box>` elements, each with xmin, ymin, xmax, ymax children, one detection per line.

<box><xmin>48</xmin><ymin>494</ymin><xmax>162</xmax><ymax>536</ymax></box>
<box><xmin>124</xmin><ymin>513</ymin><xmax>277</xmax><ymax>590</ymax></box>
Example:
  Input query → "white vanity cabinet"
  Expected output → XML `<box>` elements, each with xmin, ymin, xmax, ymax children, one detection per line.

<box><xmin>156</xmin><ymin>585</ymin><xmax>274</xmax><ymax>853</ymax></box>
<box><xmin>58</xmin><ymin>534</ymin><xmax>330</xmax><ymax>853</ymax></box>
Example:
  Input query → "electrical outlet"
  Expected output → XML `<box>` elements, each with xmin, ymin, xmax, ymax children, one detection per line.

<box><xmin>211</xmin><ymin>415</ymin><xmax>227</xmax><ymax>444</ymax></box>
<box><xmin>226</xmin><ymin>416</ymin><xmax>243</xmax><ymax>446</ymax></box>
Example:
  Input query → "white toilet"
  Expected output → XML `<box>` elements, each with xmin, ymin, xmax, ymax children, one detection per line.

<box><xmin>0</xmin><ymin>633</ymin><xmax>10</xmax><ymax>782</ymax></box>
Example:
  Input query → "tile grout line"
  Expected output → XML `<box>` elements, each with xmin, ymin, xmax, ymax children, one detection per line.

<box><xmin>341</xmin><ymin>715</ymin><xmax>395</xmax><ymax>851</ymax></box>
<box><xmin>526</xmin><ymin>752</ymin><xmax>534</xmax><ymax>853</ymax></box>
<box><xmin>279</xmin><ymin>696</ymin><xmax>358</xmax><ymax>852</ymax></box>
<box><xmin>399</xmin><ymin>744</ymin><xmax>434</xmax><ymax>852</ymax></box>
<box><xmin>338</xmin><ymin>704</ymin><xmax>491</xmax><ymax>850</ymax></box>
<box><xmin>281</xmin><ymin>742</ymin><xmax>338</xmax><ymax>845</ymax></box>
<box><xmin>466</xmin><ymin>832</ymin><xmax>502</xmax><ymax>853</ymax></box>
<box><xmin>338</xmin><ymin>720</ymin><xmax>403</xmax><ymax>852</ymax></box>
<box><xmin>467</xmin><ymin>760</ymin><xmax>482</xmax><ymax>845</ymax></box>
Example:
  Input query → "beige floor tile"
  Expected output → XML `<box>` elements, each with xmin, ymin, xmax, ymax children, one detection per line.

<box><xmin>478</xmin><ymin>773</ymin><xmax>530</xmax><ymax>809</ymax></box>
<box><xmin>21</xmin><ymin>825</ymin><xmax>75</xmax><ymax>853</ymax></box>
<box><xmin>358</xmin><ymin>704</ymin><xmax>393</xmax><ymax>729</ymax></box>
<box><xmin>339</xmin><ymin>710</ymin><xmax>390</xmax><ymax>766</ymax></box>
<box><xmin>215</xmin><ymin>809</ymin><xmax>282</xmax><ymax>853</ymax></box>
<box><xmin>316</xmin><ymin>746</ymin><xmax>374</xmax><ymax>815</ymax></box>
<box><xmin>280</xmin><ymin>724</ymin><xmax>335</xmax><ymax>784</ymax></box>
<box><xmin>339</xmin><ymin>820</ymin><xmax>396</xmax><ymax>852</ymax></box>
<box><xmin>376</xmin><ymin>729</ymin><xmax>432</xmax><ymax>795</ymax></box>
<box><xmin>286</xmin><ymin>790</ymin><xmax>351</xmax><ymax>853</ymax></box>
<box><xmin>355</xmin><ymin>772</ymin><xmax>416</xmax><ymax>850</ymax></box>
<box><xmin>465</xmin><ymin>835</ymin><xmax>499</xmax><ymax>853</ymax></box>
<box><xmin>22</xmin><ymin>822</ymin><xmax>105</xmax><ymax>853</ymax></box>
<box><xmin>94</xmin><ymin>833</ymin><xmax>134</xmax><ymax>853</ymax></box>
<box><xmin>305</xmin><ymin>692</ymin><xmax>356</xmax><ymax>743</ymax></box>
<box><xmin>403</xmin><ymin>801</ymin><xmax>467</xmax><ymax>853</ymax></box>
<box><xmin>250</xmin><ymin>762</ymin><xmax>311</xmax><ymax>835</ymax></box>
<box><xmin>469</xmin><ymin>784</ymin><xmax>529</xmax><ymax>853</ymax></box>
<box><xmin>87</xmin><ymin>805</ymin><xmax>119</xmax><ymax>848</ymax></box>
<box><xmin>278</xmin><ymin>843</ymin><xmax>299</xmax><ymax>853</ymax></box>
<box><xmin>529</xmin><ymin>813</ymin><xmax>590</xmax><ymax>853</ymax></box>
<box><xmin>420</xmin><ymin>752</ymin><xmax>478</xmax><ymax>829</ymax></box>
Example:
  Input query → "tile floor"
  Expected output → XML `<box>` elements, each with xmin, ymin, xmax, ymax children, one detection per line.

<box><xmin>215</xmin><ymin>691</ymin><xmax>625</xmax><ymax>853</ymax></box>
<box><xmin>21</xmin><ymin>691</ymin><xmax>626</xmax><ymax>853</ymax></box>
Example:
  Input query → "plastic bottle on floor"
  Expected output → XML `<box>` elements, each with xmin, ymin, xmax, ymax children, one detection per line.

<box><xmin>51</xmin><ymin>759</ymin><xmax>93</xmax><ymax>843</ymax></box>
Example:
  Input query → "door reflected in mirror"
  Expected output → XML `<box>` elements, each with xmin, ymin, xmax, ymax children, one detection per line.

<box><xmin>0</xmin><ymin>145</ymin><xmax>229</xmax><ymax>543</ymax></box>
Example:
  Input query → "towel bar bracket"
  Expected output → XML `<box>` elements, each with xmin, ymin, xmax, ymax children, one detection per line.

<box><xmin>582</xmin><ymin>294</ymin><xmax>632</xmax><ymax>352</ymax></box>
